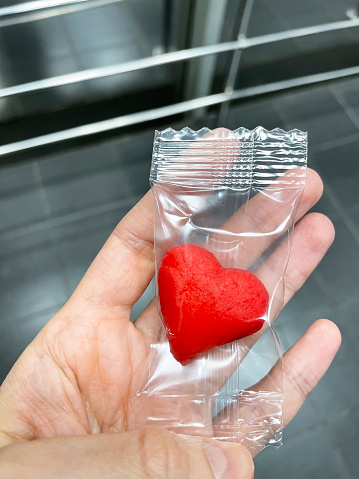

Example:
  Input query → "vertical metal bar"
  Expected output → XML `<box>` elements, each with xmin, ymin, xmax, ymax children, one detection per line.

<box><xmin>163</xmin><ymin>0</ymin><xmax>173</xmax><ymax>53</ymax></box>
<box><xmin>175</xmin><ymin>0</ymin><xmax>195</xmax><ymax>101</ymax></box>
<box><xmin>218</xmin><ymin>0</ymin><xmax>255</xmax><ymax>125</ymax></box>
<box><xmin>183</xmin><ymin>0</ymin><xmax>228</xmax><ymax>117</ymax></box>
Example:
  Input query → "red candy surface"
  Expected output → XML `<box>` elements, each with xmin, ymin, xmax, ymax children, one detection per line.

<box><xmin>158</xmin><ymin>244</ymin><xmax>269</xmax><ymax>365</ymax></box>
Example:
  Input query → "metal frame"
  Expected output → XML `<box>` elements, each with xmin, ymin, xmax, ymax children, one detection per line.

<box><xmin>2</xmin><ymin>64</ymin><xmax>359</xmax><ymax>157</ymax></box>
<box><xmin>218</xmin><ymin>0</ymin><xmax>255</xmax><ymax>124</ymax></box>
<box><xmin>183</xmin><ymin>0</ymin><xmax>228</xmax><ymax>118</ymax></box>
<box><xmin>0</xmin><ymin>0</ymin><xmax>125</xmax><ymax>27</ymax></box>
<box><xmin>0</xmin><ymin>0</ymin><xmax>93</xmax><ymax>16</ymax></box>
<box><xmin>1</xmin><ymin>17</ymin><xmax>359</xmax><ymax>98</ymax></box>
<box><xmin>1</xmin><ymin>1</ymin><xmax>359</xmax><ymax>156</ymax></box>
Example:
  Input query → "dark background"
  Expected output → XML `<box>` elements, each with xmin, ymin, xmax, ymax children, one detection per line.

<box><xmin>1</xmin><ymin>1</ymin><xmax>359</xmax><ymax>477</ymax></box>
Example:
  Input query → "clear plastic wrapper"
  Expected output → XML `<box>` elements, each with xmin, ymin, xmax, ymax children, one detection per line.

<box><xmin>138</xmin><ymin>126</ymin><xmax>307</xmax><ymax>452</ymax></box>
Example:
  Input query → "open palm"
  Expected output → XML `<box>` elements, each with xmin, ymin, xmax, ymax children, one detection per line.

<box><xmin>0</xmin><ymin>169</ymin><xmax>340</xmax><ymax>455</ymax></box>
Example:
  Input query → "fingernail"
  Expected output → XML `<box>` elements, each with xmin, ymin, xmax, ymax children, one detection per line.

<box><xmin>204</xmin><ymin>442</ymin><xmax>254</xmax><ymax>479</ymax></box>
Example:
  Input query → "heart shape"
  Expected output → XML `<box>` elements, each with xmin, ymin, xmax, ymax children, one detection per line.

<box><xmin>158</xmin><ymin>244</ymin><xmax>269</xmax><ymax>365</ymax></box>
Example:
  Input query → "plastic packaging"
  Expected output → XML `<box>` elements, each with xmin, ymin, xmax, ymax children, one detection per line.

<box><xmin>138</xmin><ymin>126</ymin><xmax>307</xmax><ymax>452</ymax></box>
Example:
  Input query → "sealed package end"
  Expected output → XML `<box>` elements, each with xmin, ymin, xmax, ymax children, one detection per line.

<box><xmin>138</xmin><ymin>126</ymin><xmax>307</xmax><ymax>452</ymax></box>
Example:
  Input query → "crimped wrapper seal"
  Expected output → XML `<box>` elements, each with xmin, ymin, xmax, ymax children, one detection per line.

<box><xmin>150</xmin><ymin>126</ymin><xmax>307</xmax><ymax>189</ymax></box>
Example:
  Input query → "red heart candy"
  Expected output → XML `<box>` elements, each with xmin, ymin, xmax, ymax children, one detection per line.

<box><xmin>159</xmin><ymin>244</ymin><xmax>269</xmax><ymax>365</ymax></box>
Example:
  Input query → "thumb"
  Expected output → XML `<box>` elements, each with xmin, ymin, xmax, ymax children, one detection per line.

<box><xmin>0</xmin><ymin>428</ymin><xmax>254</xmax><ymax>479</ymax></box>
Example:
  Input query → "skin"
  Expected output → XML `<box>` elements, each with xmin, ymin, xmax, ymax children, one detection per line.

<box><xmin>0</xmin><ymin>163</ymin><xmax>341</xmax><ymax>478</ymax></box>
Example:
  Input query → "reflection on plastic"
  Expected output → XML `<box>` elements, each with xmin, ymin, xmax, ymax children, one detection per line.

<box><xmin>138</xmin><ymin>127</ymin><xmax>307</xmax><ymax>452</ymax></box>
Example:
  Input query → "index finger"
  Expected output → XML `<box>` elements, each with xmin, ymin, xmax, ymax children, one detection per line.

<box><xmin>206</xmin><ymin>167</ymin><xmax>319</xmax><ymax>270</ymax></box>
<box><xmin>72</xmin><ymin>191</ymin><xmax>155</xmax><ymax>312</ymax></box>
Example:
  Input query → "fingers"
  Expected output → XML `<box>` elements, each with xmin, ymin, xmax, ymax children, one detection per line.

<box><xmin>257</xmin><ymin>212</ymin><xmax>335</xmax><ymax>322</ymax></box>
<box><xmin>204</xmin><ymin>441</ymin><xmax>254</xmax><ymax>479</ymax></box>
<box><xmin>214</xmin><ymin>319</ymin><xmax>341</xmax><ymax>456</ymax></box>
<box><xmin>208</xmin><ymin>168</ymin><xmax>322</xmax><ymax>269</ymax></box>
<box><xmin>0</xmin><ymin>428</ymin><xmax>254</xmax><ymax>479</ymax></box>
<box><xmin>225</xmin><ymin>213</ymin><xmax>335</xmax><ymax>394</ymax></box>
<box><xmin>224</xmin><ymin>212</ymin><xmax>335</xmax><ymax>359</ymax></box>
<box><xmin>281</xmin><ymin>319</ymin><xmax>341</xmax><ymax>428</ymax></box>
<box><xmin>72</xmin><ymin>191</ymin><xmax>155</xmax><ymax>312</ymax></box>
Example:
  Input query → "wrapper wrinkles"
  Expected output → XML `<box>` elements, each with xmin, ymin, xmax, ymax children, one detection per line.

<box><xmin>150</xmin><ymin>126</ymin><xmax>307</xmax><ymax>188</ymax></box>
<box><xmin>138</xmin><ymin>127</ymin><xmax>308</xmax><ymax>452</ymax></box>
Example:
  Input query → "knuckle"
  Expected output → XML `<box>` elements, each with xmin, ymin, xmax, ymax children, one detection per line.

<box><xmin>137</xmin><ymin>428</ymin><xmax>190</xmax><ymax>479</ymax></box>
<box><xmin>282</xmin><ymin>360</ymin><xmax>316</xmax><ymax>402</ymax></box>
<box><xmin>246</xmin><ymin>202</ymin><xmax>274</xmax><ymax>235</ymax></box>
<box><xmin>285</xmin><ymin>266</ymin><xmax>306</xmax><ymax>296</ymax></box>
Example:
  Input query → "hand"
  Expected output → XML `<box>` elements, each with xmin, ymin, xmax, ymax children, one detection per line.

<box><xmin>0</xmin><ymin>166</ymin><xmax>340</xmax><ymax>477</ymax></box>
